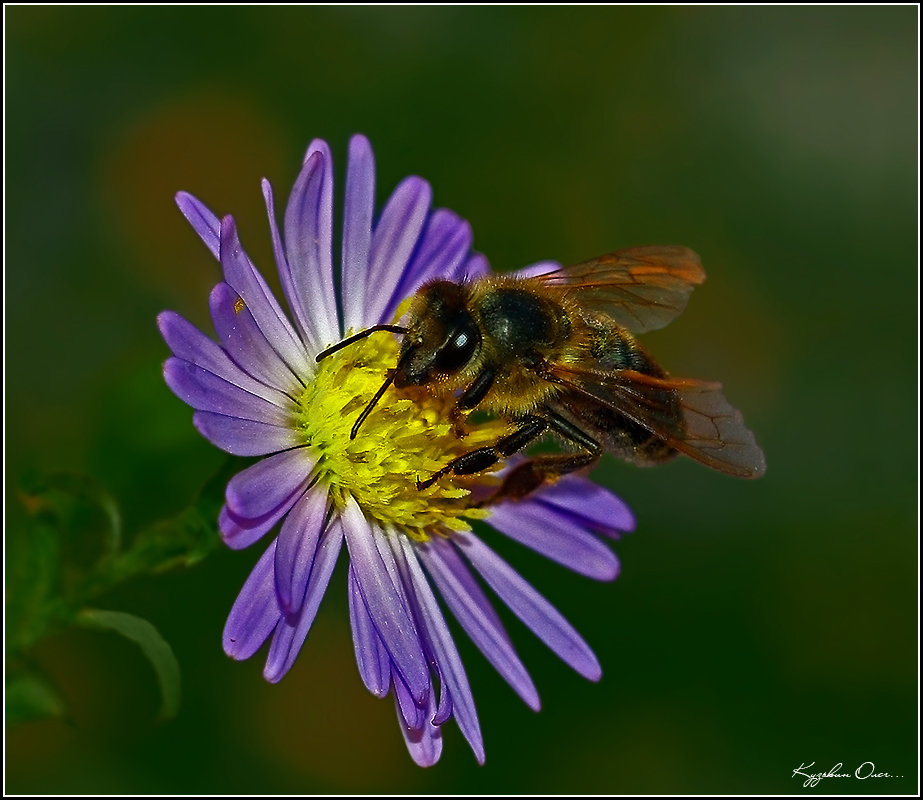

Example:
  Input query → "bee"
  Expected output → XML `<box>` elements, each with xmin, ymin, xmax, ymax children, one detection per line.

<box><xmin>317</xmin><ymin>245</ymin><xmax>766</xmax><ymax>504</ymax></box>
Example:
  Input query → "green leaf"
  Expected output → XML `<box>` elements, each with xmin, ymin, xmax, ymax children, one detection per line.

<box><xmin>110</xmin><ymin>456</ymin><xmax>232</xmax><ymax>578</ymax></box>
<box><xmin>20</xmin><ymin>471</ymin><xmax>122</xmax><ymax>563</ymax></box>
<box><xmin>76</xmin><ymin>609</ymin><xmax>181</xmax><ymax>721</ymax></box>
<box><xmin>5</xmin><ymin>517</ymin><xmax>64</xmax><ymax>654</ymax></box>
<box><xmin>5</xmin><ymin>670</ymin><xmax>66</xmax><ymax>725</ymax></box>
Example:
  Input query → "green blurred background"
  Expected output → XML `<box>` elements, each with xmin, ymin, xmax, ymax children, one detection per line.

<box><xmin>5</xmin><ymin>6</ymin><xmax>917</xmax><ymax>794</ymax></box>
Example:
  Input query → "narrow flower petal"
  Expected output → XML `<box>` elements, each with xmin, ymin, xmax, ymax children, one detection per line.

<box><xmin>393</xmin><ymin>667</ymin><xmax>426</xmax><ymax>731</ymax></box>
<box><xmin>263</xmin><ymin>518</ymin><xmax>344</xmax><ymax>682</ymax></box>
<box><xmin>193</xmin><ymin>412</ymin><xmax>299</xmax><ymax>457</ymax></box>
<box><xmin>157</xmin><ymin>311</ymin><xmax>292</xmax><ymax>406</ymax></box>
<box><xmin>218</xmin><ymin>215</ymin><xmax>315</xmax><ymax>377</ymax></box>
<box><xmin>223</xmin><ymin>539</ymin><xmax>281</xmax><ymax>660</ymax></box>
<box><xmin>348</xmin><ymin>566</ymin><xmax>391</xmax><ymax>698</ymax></box>
<box><xmin>534</xmin><ymin>476</ymin><xmax>636</xmax><ymax>537</ymax></box>
<box><xmin>488</xmin><ymin>500</ymin><xmax>620</xmax><ymax>581</ymax></box>
<box><xmin>175</xmin><ymin>191</ymin><xmax>220</xmax><ymax>260</ymax></box>
<box><xmin>364</xmin><ymin>176</ymin><xmax>432</xmax><ymax>325</ymax></box>
<box><xmin>462</xmin><ymin>251</ymin><xmax>490</xmax><ymax>281</ymax></box>
<box><xmin>432</xmin><ymin>681</ymin><xmax>453</xmax><ymax>727</ymax></box>
<box><xmin>397</xmin><ymin>689</ymin><xmax>443</xmax><ymax>768</ymax></box>
<box><xmin>341</xmin><ymin>134</ymin><xmax>376</xmax><ymax>331</ymax></box>
<box><xmin>262</xmin><ymin>178</ymin><xmax>307</xmax><ymax>353</ymax></box>
<box><xmin>341</xmin><ymin>499</ymin><xmax>429</xmax><ymax>705</ymax></box>
<box><xmin>513</xmin><ymin>260</ymin><xmax>561</xmax><ymax>279</ymax></box>
<box><xmin>283</xmin><ymin>145</ymin><xmax>339</xmax><ymax>346</ymax></box>
<box><xmin>163</xmin><ymin>357</ymin><xmax>292</xmax><ymax>425</ymax></box>
<box><xmin>393</xmin><ymin>535</ymin><xmax>484</xmax><ymax>765</ymax></box>
<box><xmin>219</xmin><ymin>483</ymin><xmax>306</xmax><ymax>550</ymax></box>
<box><xmin>418</xmin><ymin>537</ymin><xmax>540</xmax><ymax>710</ymax></box>
<box><xmin>224</xmin><ymin>449</ymin><xmax>315</xmax><ymax>520</ymax></box>
<box><xmin>274</xmin><ymin>489</ymin><xmax>329</xmax><ymax>615</ymax></box>
<box><xmin>210</xmin><ymin>282</ymin><xmax>301</xmax><ymax>394</ymax></box>
<box><xmin>379</xmin><ymin>209</ymin><xmax>472</xmax><ymax>324</ymax></box>
<box><xmin>454</xmin><ymin>531</ymin><xmax>602</xmax><ymax>682</ymax></box>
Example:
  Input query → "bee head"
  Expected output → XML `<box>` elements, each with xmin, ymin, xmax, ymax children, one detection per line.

<box><xmin>395</xmin><ymin>280</ymin><xmax>481</xmax><ymax>388</ymax></box>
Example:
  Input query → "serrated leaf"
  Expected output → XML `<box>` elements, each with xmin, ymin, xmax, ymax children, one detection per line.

<box><xmin>5</xmin><ymin>671</ymin><xmax>66</xmax><ymax>725</ymax></box>
<box><xmin>76</xmin><ymin>609</ymin><xmax>181</xmax><ymax>721</ymax></box>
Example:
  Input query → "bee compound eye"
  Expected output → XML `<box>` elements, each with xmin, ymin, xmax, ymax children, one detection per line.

<box><xmin>434</xmin><ymin>321</ymin><xmax>480</xmax><ymax>372</ymax></box>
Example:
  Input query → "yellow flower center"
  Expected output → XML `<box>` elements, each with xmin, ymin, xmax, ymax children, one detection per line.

<box><xmin>294</xmin><ymin>333</ymin><xmax>509</xmax><ymax>541</ymax></box>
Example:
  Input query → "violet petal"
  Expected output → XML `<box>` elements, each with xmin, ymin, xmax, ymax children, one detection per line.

<box><xmin>218</xmin><ymin>482</ymin><xmax>306</xmax><ymax>550</ymax></box>
<box><xmin>348</xmin><ymin>565</ymin><xmax>390</xmax><ymax>698</ymax></box>
<box><xmin>175</xmin><ymin>191</ymin><xmax>220</xmax><ymax>260</ymax></box>
<box><xmin>341</xmin><ymin>500</ymin><xmax>429</xmax><ymax>704</ymax></box>
<box><xmin>488</xmin><ymin>500</ymin><xmax>620</xmax><ymax>581</ymax></box>
<box><xmin>393</xmin><ymin>667</ymin><xmax>426</xmax><ymax>731</ymax></box>
<box><xmin>380</xmin><ymin>208</ymin><xmax>472</xmax><ymax>323</ymax></box>
<box><xmin>534</xmin><ymin>476</ymin><xmax>636</xmax><ymax>537</ymax></box>
<box><xmin>283</xmin><ymin>146</ymin><xmax>339</xmax><ymax>347</ymax></box>
<box><xmin>365</xmin><ymin>176</ymin><xmax>431</xmax><ymax>325</ymax></box>
<box><xmin>193</xmin><ymin>411</ymin><xmax>299</xmax><ymax>457</ymax></box>
<box><xmin>262</xmin><ymin>178</ymin><xmax>315</xmax><ymax>351</ymax></box>
<box><xmin>209</xmin><ymin>282</ymin><xmax>301</xmax><ymax>394</ymax></box>
<box><xmin>263</xmin><ymin>516</ymin><xmax>344</xmax><ymax>682</ymax></box>
<box><xmin>454</xmin><ymin>531</ymin><xmax>602</xmax><ymax>682</ymax></box>
<box><xmin>419</xmin><ymin>537</ymin><xmax>540</xmax><ymax>711</ymax></box>
<box><xmin>394</xmin><ymin>535</ymin><xmax>485</xmax><ymax>765</ymax></box>
<box><xmin>157</xmin><ymin>311</ymin><xmax>291</xmax><ymax>406</ymax></box>
<box><xmin>223</xmin><ymin>539</ymin><xmax>281</xmax><ymax>660</ymax></box>
<box><xmin>396</xmin><ymin>688</ymin><xmax>443</xmax><ymax>768</ymax></box>
<box><xmin>512</xmin><ymin>260</ymin><xmax>560</xmax><ymax>279</ymax></box>
<box><xmin>218</xmin><ymin>215</ymin><xmax>314</xmax><ymax>377</ymax></box>
<box><xmin>224</xmin><ymin>449</ymin><xmax>315</xmax><ymax>520</ymax></box>
<box><xmin>341</xmin><ymin>134</ymin><xmax>376</xmax><ymax>331</ymax></box>
<box><xmin>462</xmin><ymin>252</ymin><xmax>490</xmax><ymax>281</ymax></box>
<box><xmin>432</xmin><ymin>681</ymin><xmax>453</xmax><ymax>727</ymax></box>
<box><xmin>162</xmin><ymin>357</ymin><xmax>292</xmax><ymax>425</ymax></box>
<box><xmin>274</xmin><ymin>489</ymin><xmax>329</xmax><ymax>615</ymax></box>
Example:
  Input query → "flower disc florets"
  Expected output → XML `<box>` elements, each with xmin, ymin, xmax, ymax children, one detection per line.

<box><xmin>297</xmin><ymin>334</ymin><xmax>505</xmax><ymax>540</ymax></box>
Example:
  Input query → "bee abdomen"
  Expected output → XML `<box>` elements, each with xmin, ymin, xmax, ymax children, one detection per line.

<box><xmin>564</xmin><ymin>314</ymin><xmax>683</xmax><ymax>464</ymax></box>
<box><xmin>586</xmin><ymin>315</ymin><xmax>665</xmax><ymax>375</ymax></box>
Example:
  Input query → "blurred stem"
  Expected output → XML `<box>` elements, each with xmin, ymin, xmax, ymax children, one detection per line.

<box><xmin>7</xmin><ymin>459</ymin><xmax>232</xmax><ymax>657</ymax></box>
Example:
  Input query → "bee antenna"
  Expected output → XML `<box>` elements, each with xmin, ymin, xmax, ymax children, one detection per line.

<box><xmin>350</xmin><ymin>348</ymin><xmax>416</xmax><ymax>440</ymax></box>
<box><xmin>351</xmin><ymin>369</ymin><xmax>396</xmax><ymax>440</ymax></box>
<box><xmin>315</xmin><ymin>325</ymin><xmax>408</xmax><ymax>363</ymax></box>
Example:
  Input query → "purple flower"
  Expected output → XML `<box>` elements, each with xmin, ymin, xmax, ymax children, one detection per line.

<box><xmin>158</xmin><ymin>135</ymin><xmax>635</xmax><ymax>766</ymax></box>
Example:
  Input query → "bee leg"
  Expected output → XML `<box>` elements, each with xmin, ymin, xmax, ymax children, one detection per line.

<box><xmin>416</xmin><ymin>415</ymin><xmax>548</xmax><ymax>490</ymax></box>
<box><xmin>449</xmin><ymin>406</ymin><xmax>468</xmax><ymax>440</ymax></box>
<box><xmin>481</xmin><ymin>452</ymin><xmax>599</xmax><ymax>505</ymax></box>
<box><xmin>450</xmin><ymin>368</ymin><xmax>496</xmax><ymax>438</ymax></box>
<box><xmin>478</xmin><ymin>412</ymin><xmax>603</xmax><ymax>505</ymax></box>
<box><xmin>457</xmin><ymin>367</ymin><xmax>495</xmax><ymax>411</ymax></box>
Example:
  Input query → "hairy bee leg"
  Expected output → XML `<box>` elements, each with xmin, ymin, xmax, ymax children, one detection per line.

<box><xmin>448</xmin><ymin>406</ymin><xmax>468</xmax><ymax>440</ymax></box>
<box><xmin>416</xmin><ymin>416</ymin><xmax>549</xmax><ymax>490</ymax></box>
<box><xmin>457</xmin><ymin>367</ymin><xmax>495</xmax><ymax>411</ymax></box>
<box><xmin>450</xmin><ymin>368</ymin><xmax>496</xmax><ymax>438</ymax></box>
<box><xmin>480</xmin><ymin>451</ymin><xmax>601</xmax><ymax>505</ymax></box>
<box><xmin>477</xmin><ymin>410</ymin><xmax>603</xmax><ymax>505</ymax></box>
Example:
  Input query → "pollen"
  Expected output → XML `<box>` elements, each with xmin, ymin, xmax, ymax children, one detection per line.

<box><xmin>294</xmin><ymin>334</ymin><xmax>509</xmax><ymax>541</ymax></box>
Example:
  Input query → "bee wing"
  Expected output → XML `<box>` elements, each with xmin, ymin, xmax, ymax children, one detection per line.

<box><xmin>534</xmin><ymin>246</ymin><xmax>706</xmax><ymax>333</ymax></box>
<box><xmin>550</xmin><ymin>365</ymin><xmax>767</xmax><ymax>478</ymax></box>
